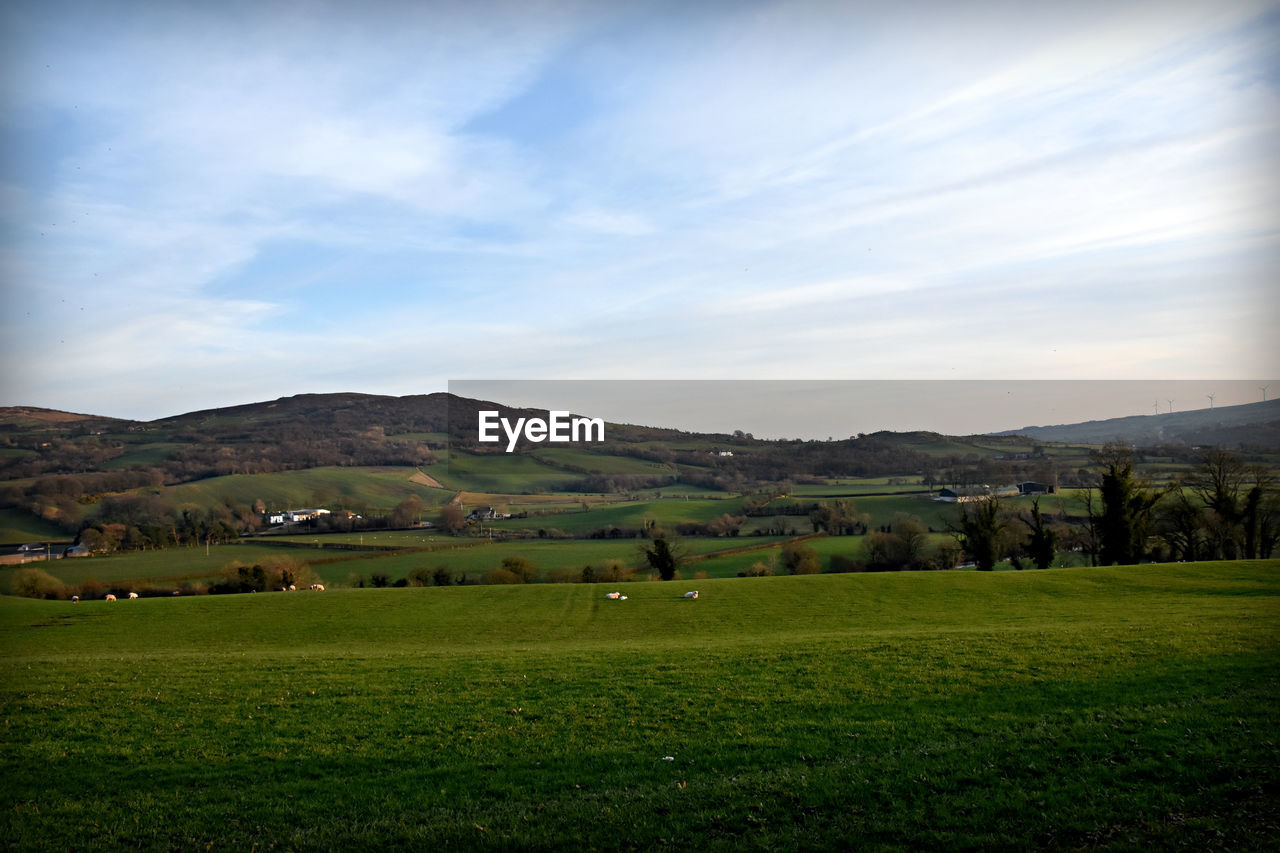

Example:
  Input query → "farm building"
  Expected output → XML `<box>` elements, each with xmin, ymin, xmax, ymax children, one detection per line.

<box><xmin>1017</xmin><ymin>481</ymin><xmax>1054</xmax><ymax>495</ymax></box>
<box><xmin>467</xmin><ymin>506</ymin><xmax>511</xmax><ymax>522</ymax></box>
<box><xmin>937</xmin><ymin>485</ymin><xmax>1021</xmax><ymax>503</ymax></box>
<box><xmin>268</xmin><ymin>508</ymin><xmax>332</xmax><ymax>524</ymax></box>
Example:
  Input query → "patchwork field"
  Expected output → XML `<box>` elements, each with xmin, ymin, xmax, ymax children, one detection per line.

<box><xmin>3</xmin><ymin>561</ymin><xmax>1277</xmax><ymax>850</ymax></box>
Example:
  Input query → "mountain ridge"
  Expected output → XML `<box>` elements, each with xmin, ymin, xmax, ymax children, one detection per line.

<box><xmin>992</xmin><ymin>398</ymin><xmax>1280</xmax><ymax>447</ymax></box>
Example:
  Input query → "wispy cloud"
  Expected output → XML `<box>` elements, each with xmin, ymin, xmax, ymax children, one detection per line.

<box><xmin>1</xmin><ymin>0</ymin><xmax>1276</xmax><ymax>420</ymax></box>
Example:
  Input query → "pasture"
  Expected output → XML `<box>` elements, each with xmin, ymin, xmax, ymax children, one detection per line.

<box><xmin>2</xmin><ymin>561</ymin><xmax>1277</xmax><ymax>850</ymax></box>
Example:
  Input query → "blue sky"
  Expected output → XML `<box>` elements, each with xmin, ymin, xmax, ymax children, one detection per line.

<box><xmin>1</xmin><ymin>0</ymin><xmax>1277</xmax><ymax>424</ymax></box>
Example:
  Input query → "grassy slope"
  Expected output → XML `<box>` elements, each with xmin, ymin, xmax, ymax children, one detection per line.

<box><xmin>2</xmin><ymin>561</ymin><xmax>1277</xmax><ymax>851</ymax></box>
<box><xmin>157</xmin><ymin>466</ymin><xmax>447</xmax><ymax>510</ymax></box>
<box><xmin>0</xmin><ymin>509</ymin><xmax>73</xmax><ymax>546</ymax></box>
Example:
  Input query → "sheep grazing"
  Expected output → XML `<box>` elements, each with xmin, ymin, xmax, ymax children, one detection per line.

<box><xmin>71</xmin><ymin>595</ymin><xmax>79</xmax><ymax>603</ymax></box>
<box><xmin>128</xmin><ymin>592</ymin><xmax>139</xmax><ymax>599</ymax></box>
<box><xmin>310</xmin><ymin>584</ymin><xmax>325</xmax><ymax>591</ymax></box>
<box><xmin>105</xmin><ymin>594</ymin><xmax>117</xmax><ymax>602</ymax></box>
<box><xmin>683</xmin><ymin>590</ymin><xmax>699</xmax><ymax>599</ymax></box>
<box><xmin>604</xmin><ymin>592</ymin><xmax>622</xmax><ymax>600</ymax></box>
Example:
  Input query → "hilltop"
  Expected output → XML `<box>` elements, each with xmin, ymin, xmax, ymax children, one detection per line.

<box><xmin>994</xmin><ymin>398</ymin><xmax>1280</xmax><ymax>447</ymax></box>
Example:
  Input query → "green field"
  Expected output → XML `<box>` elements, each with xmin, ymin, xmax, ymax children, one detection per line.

<box><xmin>438</xmin><ymin>450</ymin><xmax>580</xmax><ymax>493</ymax></box>
<box><xmin>2</xmin><ymin>561</ymin><xmax>1277</xmax><ymax>850</ymax></box>
<box><xmin>0</xmin><ymin>536</ymin><xmax>798</xmax><ymax>591</ymax></box>
<box><xmin>0</xmin><ymin>509</ymin><xmax>72</xmax><ymax>547</ymax></box>
<box><xmin>157</xmin><ymin>466</ymin><xmax>446</xmax><ymax>511</ymax></box>
<box><xmin>0</xmin><ymin>542</ymin><xmax>332</xmax><ymax>592</ymax></box>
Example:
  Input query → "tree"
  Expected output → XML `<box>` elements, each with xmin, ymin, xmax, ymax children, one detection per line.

<box><xmin>947</xmin><ymin>496</ymin><xmax>1004</xmax><ymax>571</ymax></box>
<box><xmin>1155</xmin><ymin>488</ymin><xmax>1205</xmax><ymax>562</ymax></box>
<box><xmin>1096</xmin><ymin>449</ymin><xmax>1161</xmax><ymax>566</ymax></box>
<box><xmin>706</xmin><ymin>513</ymin><xmax>744</xmax><ymax>537</ymax></box>
<box><xmin>809</xmin><ymin>499</ymin><xmax>867</xmax><ymax>535</ymax></box>
<box><xmin>389</xmin><ymin>495</ymin><xmax>424</xmax><ymax>529</ymax></box>
<box><xmin>890</xmin><ymin>513</ymin><xmax>931</xmax><ymax>567</ymax></box>
<box><xmin>439</xmin><ymin>504</ymin><xmax>465</xmax><ymax>535</ymax></box>
<box><xmin>1075</xmin><ymin>488</ymin><xmax>1102</xmax><ymax>567</ymax></box>
<box><xmin>1188</xmin><ymin>450</ymin><xmax>1246</xmax><ymax>559</ymax></box>
<box><xmin>1019</xmin><ymin>498</ymin><xmax>1057</xmax><ymax>570</ymax></box>
<box><xmin>781</xmin><ymin>541</ymin><xmax>820</xmax><ymax>574</ymax></box>
<box><xmin>499</xmin><ymin>556</ymin><xmax>539</xmax><ymax>584</ymax></box>
<box><xmin>641</xmin><ymin>535</ymin><xmax>682</xmax><ymax>580</ymax></box>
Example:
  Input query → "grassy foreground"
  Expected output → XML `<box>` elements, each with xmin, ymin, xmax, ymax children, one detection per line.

<box><xmin>2</xmin><ymin>562</ymin><xmax>1278</xmax><ymax>851</ymax></box>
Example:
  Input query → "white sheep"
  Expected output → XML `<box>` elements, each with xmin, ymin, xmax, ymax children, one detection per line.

<box><xmin>71</xmin><ymin>595</ymin><xmax>79</xmax><ymax>602</ymax></box>
<box><xmin>128</xmin><ymin>592</ymin><xmax>139</xmax><ymax>599</ymax></box>
<box><xmin>105</xmin><ymin>594</ymin><xmax>117</xmax><ymax>602</ymax></box>
<box><xmin>605</xmin><ymin>592</ymin><xmax>621</xmax><ymax>600</ymax></box>
<box><xmin>683</xmin><ymin>590</ymin><xmax>699</xmax><ymax>599</ymax></box>
<box><xmin>310</xmin><ymin>584</ymin><xmax>325</xmax><ymax>591</ymax></box>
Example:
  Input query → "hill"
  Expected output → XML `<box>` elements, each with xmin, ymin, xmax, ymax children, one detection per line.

<box><xmin>993</xmin><ymin>398</ymin><xmax>1280</xmax><ymax>447</ymax></box>
<box><xmin>2</xmin><ymin>390</ymin><xmax>1276</xmax><ymax>554</ymax></box>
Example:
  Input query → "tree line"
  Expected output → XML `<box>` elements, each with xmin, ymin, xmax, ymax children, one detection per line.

<box><xmin>948</xmin><ymin>448</ymin><xmax>1279</xmax><ymax>570</ymax></box>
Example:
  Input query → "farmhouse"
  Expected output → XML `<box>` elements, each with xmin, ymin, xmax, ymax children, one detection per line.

<box><xmin>467</xmin><ymin>506</ymin><xmax>511</xmax><ymax>522</ymax></box>
<box><xmin>268</xmin><ymin>508</ymin><xmax>332</xmax><ymax>524</ymax></box>
<box><xmin>1017</xmin><ymin>481</ymin><xmax>1054</xmax><ymax>495</ymax></box>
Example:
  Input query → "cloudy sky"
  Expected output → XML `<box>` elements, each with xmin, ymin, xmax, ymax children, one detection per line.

<box><xmin>2</xmin><ymin>0</ymin><xmax>1277</xmax><ymax>425</ymax></box>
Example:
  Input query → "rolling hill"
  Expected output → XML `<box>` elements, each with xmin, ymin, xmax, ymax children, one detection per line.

<box><xmin>993</xmin><ymin>398</ymin><xmax>1280</xmax><ymax>447</ymax></box>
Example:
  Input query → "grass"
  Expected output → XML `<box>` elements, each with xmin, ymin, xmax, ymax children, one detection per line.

<box><xmin>2</xmin><ymin>561</ymin><xmax>1277</xmax><ymax>850</ymax></box>
<box><xmin>158</xmin><ymin>465</ymin><xmax>444</xmax><ymax>511</ymax></box>
<box><xmin>496</xmin><ymin>497</ymin><xmax>744</xmax><ymax>535</ymax></box>
<box><xmin>318</xmin><ymin>536</ymin><xmax>790</xmax><ymax>584</ymax></box>
<box><xmin>438</xmin><ymin>450</ymin><xmax>580</xmax><ymax>493</ymax></box>
<box><xmin>0</xmin><ymin>543</ymin><xmax>323</xmax><ymax>592</ymax></box>
<box><xmin>0</xmin><ymin>509</ymin><xmax>72</xmax><ymax>546</ymax></box>
<box><xmin>0</xmin><ymin>536</ymin><xmax>792</xmax><ymax>590</ymax></box>
<box><xmin>530</xmin><ymin>447</ymin><xmax>676</xmax><ymax>476</ymax></box>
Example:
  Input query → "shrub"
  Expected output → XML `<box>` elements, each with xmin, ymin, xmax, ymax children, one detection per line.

<box><xmin>12</xmin><ymin>568</ymin><xmax>66</xmax><ymax>599</ymax></box>
<box><xmin>782</xmin><ymin>542</ymin><xmax>821</xmax><ymax>574</ymax></box>
<box><xmin>828</xmin><ymin>554</ymin><xmax>864</xmax><ymax>573</ymax></box>
<box><xmin>500</xmin><ymin>556</ymin><xmax>539</xmax><ymax>583</ymax></box>
<box><xmin>212</xmin><ymin>557</ymin><xmax>318</xmax><ymax>594</ymax></box>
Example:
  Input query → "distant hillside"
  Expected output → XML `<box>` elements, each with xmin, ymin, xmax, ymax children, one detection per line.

<box><xmin>993</xmin><ymin>399</ymin><xmax>1280</xmax><ymax>448</ymax></box>
<box><xmin>0</xmin><ymin>406</ymin><xmax>133</xmax><ymax>433</ymax></box>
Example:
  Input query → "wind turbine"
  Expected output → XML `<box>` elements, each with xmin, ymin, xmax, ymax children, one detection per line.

<box><xmin>1207</xmin><ymin>393</ymin><xmax>1215</xmax><ymax>410</ymax></box>
<box><xmin>1153</xmin><ymin>400</ymin><xmax>1159</xmax><ymax>416</ymax></box>
<box><xmin>1167</xmin><ymin>399</ymin><xmax>1174</xmax><ymax>413</ymax></box>
<box><xmin>1261</xmin><ymin>385</ymin><xmax>1269</xmax><ymax>402</ymax></box>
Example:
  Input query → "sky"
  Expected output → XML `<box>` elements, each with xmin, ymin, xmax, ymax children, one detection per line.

<box><xmin>1</xmin><ymin>0</ymin><xmax>1278</xmax><ymax>428</ymax></box>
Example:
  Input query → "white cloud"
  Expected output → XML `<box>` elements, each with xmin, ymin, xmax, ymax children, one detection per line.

<box><xmin>1</xmin><ymin>0</ymin><xmax>1276</xmax><ymax>419</ymax></box>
